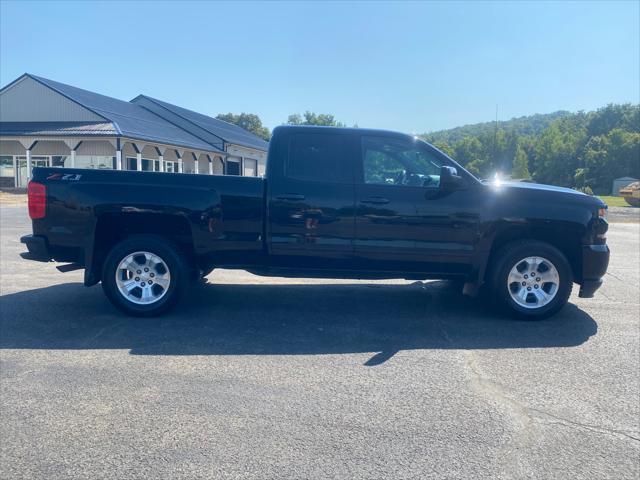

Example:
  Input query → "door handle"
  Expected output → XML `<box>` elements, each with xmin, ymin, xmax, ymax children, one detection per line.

<box><xmin>276</xmin><ymin>193</ymin><xmax>306</xmax><ymax>201</ymax></box>
<box><xmin>360</xmin><ymin>196</ymin><xmax>390</xmax><ymax>205</ymax></box>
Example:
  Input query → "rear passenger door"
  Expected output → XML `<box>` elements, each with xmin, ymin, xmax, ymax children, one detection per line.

<box><xmin>267</xmin><ymin>130</ymin><xmax>356</xmax><ymax>269</ymax></box>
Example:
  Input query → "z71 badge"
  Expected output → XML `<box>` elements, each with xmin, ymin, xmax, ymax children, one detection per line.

<box><xmin>47</xmin><ymin>173</ymin><xmax>82</xmax><ymax>181</ymax></box>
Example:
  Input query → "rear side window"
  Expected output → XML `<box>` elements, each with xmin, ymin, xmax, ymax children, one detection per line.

<box><xmin>286</xmin><ymin>133</ymin><xmax>352</xmax><ymax>184</ymax></box>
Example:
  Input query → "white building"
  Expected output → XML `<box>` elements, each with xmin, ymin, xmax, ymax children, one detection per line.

<box><xmin>0</xmin><ymin>74</ymin><xmax>269</xmax><ymax>188</ymax></box>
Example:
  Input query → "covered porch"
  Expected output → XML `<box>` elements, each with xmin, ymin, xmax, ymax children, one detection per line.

<box><xmin>0</xmin><ymin>136</ymin><xmax>227</xmax><ymax>188</ymax></box>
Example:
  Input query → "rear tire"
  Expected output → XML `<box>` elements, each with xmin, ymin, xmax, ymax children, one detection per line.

<box><xmin>489</xmin><ymin>240</ymin><xmax>573</xmax><ymax>319</ymax></box>
<box><xmin>101</xmin><ymin>235</ymin><xmax>189</xmax><ymax>317</ymax></box>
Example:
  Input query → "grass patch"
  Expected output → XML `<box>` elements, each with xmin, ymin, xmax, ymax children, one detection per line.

<box><xmin>598</xmin><ymin>196</ymin><xmax>631</xmax><ymax>208</ymax></box>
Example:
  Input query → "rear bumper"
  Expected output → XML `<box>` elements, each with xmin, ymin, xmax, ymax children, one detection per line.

<box><xmin>579</xmin><ymin>244</ymin><xmax>610</xmax><ymax>298</ymax></box>
<box><xmin>20</xmin><ymin>234</ymin><xmax>51</xmax><ymax>262</ymax></box>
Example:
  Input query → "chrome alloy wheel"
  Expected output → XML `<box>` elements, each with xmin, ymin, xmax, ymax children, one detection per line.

<box><xmin>507</xmin><ymin>256</ymin><xmax>560</xmax><ymax>309</ymax></box>
<box><xmin>115</xmin><ymin>251</ymin><xmax>171</xmax><ymax>305</ymax></box>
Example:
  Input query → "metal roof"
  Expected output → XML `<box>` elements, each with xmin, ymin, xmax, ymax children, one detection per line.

<box><xmin>0</xmin><ymin>121</ymin><xmax>117</xmax><ymax>136</ymax></box>
<box><xmin>23</xmin><ymin>75</ymin><xmax>220</xmax><ymax>152</ymax></box>
<box><xmin>132</xmin><ymin>95</ymin><xmax>269</xmax><ymax>151</ymax></box>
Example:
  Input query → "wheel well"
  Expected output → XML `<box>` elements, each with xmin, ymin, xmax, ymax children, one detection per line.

<box><xmin>487</xmin><ymin>224</ymin><xmax>582</xmax><ymax>282</ymax></box>
<box><xmin>90</xmin><ymin>213</ymin><xmax>195</xmax><ymax>283</ymax></box>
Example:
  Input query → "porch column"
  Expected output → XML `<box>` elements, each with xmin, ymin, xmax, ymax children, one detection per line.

<box><xmin>26</xmin><ymin>149</ymin><xmax>32</xmax><ymax>181</ymax></box>
<box><xmin>130</xmin><ymin>142</ymin><xmax>145</xmax><ymax>172</ymax></box>
<box><xmin>63</xmin><ymin>140</ymin><xmax>82</xmax><ymax>168</ymax></box>
<box><xmin>155</xmin><ymin>147</ymin><xmax>166</xmax><ymax>172</ymax></box>
<box><xmin>175</xmin><ymin>149</ymin><xmax>184</xmax><ymax>173</ymax></box>
<box><xmin>207</xmin><ymin>154</ymin><xmax>213</xmax><ymax>175</ymax></box>
<box><xmin>70</xmin><ymin>141</ymin><xmax>82</xmax><ymax>168</ymax></box>
<box><xmin>13</xmin><ymin>156</ymin><xmax>17</xmax><ymax>188</ymax></box>
<box><xmin>192</xmin><ymin>152</ymin><xmax>199</xmax><ymax>174</ymax></box>
<box><xmin>24</xmin><ymin>140</ymin><xmax>38</xmax><ymax>182</ymax></box>
<box><xmin>116</xmin><ymin>138</ymin><xmax>123</xmax><ymax>170</ymax></box>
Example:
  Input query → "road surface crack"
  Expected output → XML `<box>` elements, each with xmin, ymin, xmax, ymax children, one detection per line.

<box><xmin>466</xmin><ymin>351</ymin><xmax>640</xmax><ymax>443</ymax></box>
<box><xmin>83</xmin><ymin>320</ymin><xmax>126</xmax><ymax>344</ymax></box>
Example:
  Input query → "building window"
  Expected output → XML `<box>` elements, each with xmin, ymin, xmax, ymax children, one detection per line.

<box><xmin>15</xmin><ymin>156</ymin><xmax>49</xmax><ymax>188</ymax></box>
<box><xmin>142</xmin><ymin>158</ymin><xmax>157</xmax><ymax>172</ymax></box>
<box><xmin>243</xmin><ymin>158</ymin><xmax>258</xmax><ymax>177</ymax></box>
<box><xmin>126</xmin><ymin>157</ymin><xmax>137</xmax><ymax>170</ymax></box>
<box><xmin>226</xmin><ymin>158</ymin><xmax>241</xmax><ymax>176</ymax></box>
<box><xmin>165</xmin><ymin>161</ymin><xmax>176</xmax><ymax>173</ymax></box>
<box><xmin>0</xmin><ymin>156</ymin><xmax>14</xmax><ymax>178</ymax></box>
<box><xmin>51</xmin><ymin>156</ymin><xmax>70</xmax><ymax>167</ymax></box>
<box><xmin>75</xmin><ymin>156</ymin><xmax>114</xmax><ymax>169</ymax></box>
<box><xmin>257</xmin><ymin>159</ymin><xmax>266</xmax><ymax>177</ymax></box>
<box><xmin>126</xmin><ymin>157</ymin><xmax>159</xmax><ymax>171</ymax></box>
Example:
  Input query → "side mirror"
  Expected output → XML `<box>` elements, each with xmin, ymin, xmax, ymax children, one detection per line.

<box><xmin>439</xmin><ymin>165</ymin><xmax>465</xmax><ymax>190</ymax></box>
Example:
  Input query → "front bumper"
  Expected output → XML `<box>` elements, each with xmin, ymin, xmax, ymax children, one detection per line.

<box><xmin>20</xmin><ymin>234</ymin><xmax>51</xmax><ymax>262</ymax></box>
<box><xmin>579</xmin><ymin>244</ymin><xmax>610</xmax><ymax>298</ymax></box>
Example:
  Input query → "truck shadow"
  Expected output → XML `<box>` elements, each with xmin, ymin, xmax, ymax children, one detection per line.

<box><xmin>0</xmin><ymin>281</ymin><xmax>598</xmax><ymax>365</ymax></box>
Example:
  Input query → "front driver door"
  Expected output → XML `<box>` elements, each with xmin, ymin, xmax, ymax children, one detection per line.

<box><xmin>354</xmin><ymin>135</ymin><xmax>479</xmax><ymax>275</ymax></box>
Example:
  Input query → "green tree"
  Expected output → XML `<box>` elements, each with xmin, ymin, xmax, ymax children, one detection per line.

<box><xmin>422</xmin><ymin>103</ymin><xmax>638</xmax><ymax>188</ymax></box>
<box><xmin>530</xmin><ymin>120</ymin><xmax>586</xmax><ymax>187</ymax></box>
<box><xmin>582</xmin><ymin>129</ymin><xmax>640</xmax><ymax>193</ymax></box>
<box><xmin>216</xmin><ymin>113</ymin><xmax>270</xmax><ymax>141</ymax></box>
<box><xmin>286</xmin><ymin>111</ymin><xmax>345</xmax><ymax>127</ymax></box>
<box><xmin>586</xmin><ymin>104</ymin><xmax>640</xmax><ymax>137</ymax></box>
<box><xmin>432</xmin><ymin>141</ymin><xmax>454</xmax><ymax>158</ymax></box>
<box><xmin>452</xmin><ymin>136</ymin><xmax>484</xmax><ymax>176</ymax></box>
<box><xmin>511</xmin><ymin>144</ymin><xmax>531</xmax><ymax>179</ymax></box>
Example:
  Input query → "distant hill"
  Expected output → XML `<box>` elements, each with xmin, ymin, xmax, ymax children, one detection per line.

<box><xmin>415</xmin><ymin>103</ymin><xmax>639</xmax><ymax>194</ymax></box>
<box><xmin>423</xmin><ymin>111</ymin><xmax>572</xmax><ymax>144</ymax></box>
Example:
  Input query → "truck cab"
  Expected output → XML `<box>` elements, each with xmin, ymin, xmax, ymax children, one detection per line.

<box><xmin>265</xmin><ymin>126</ymin><xmax>481</xmax><ymax>277</ymax></box>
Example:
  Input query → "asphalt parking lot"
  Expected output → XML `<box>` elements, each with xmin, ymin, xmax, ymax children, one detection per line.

<box><xmin>1</xmin><ymin>204</ymin><xmax>638</xmax><ymax>479</ymax></box>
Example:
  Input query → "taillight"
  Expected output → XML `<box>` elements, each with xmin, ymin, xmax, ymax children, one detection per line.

<box><xmin>28</xmin><ymin>181</ymin><xmax>46</xmax><ymax>219</ymax></box>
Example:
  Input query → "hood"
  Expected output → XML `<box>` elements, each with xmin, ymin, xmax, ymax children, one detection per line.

<box><xmin>490</xmin><ymin>180</ymin><xmax>583</xmax><ymax>195</ymax></box>
<box><xmin>483</xmin><ymin>180</ymin><xmax>606</xmax><ymax>208</ymax></box>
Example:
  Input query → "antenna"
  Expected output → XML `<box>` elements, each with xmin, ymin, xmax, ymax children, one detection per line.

<box><xmin>494</xmin><ymin>104</ymin><xmax>499</xmax><ymax>176</ymax></box>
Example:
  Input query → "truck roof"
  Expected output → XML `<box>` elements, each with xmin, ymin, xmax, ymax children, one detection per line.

<box><xmin>272</xmin><ymin>124</ymin><xmax>419</xmax><ymax>141</ymax></box>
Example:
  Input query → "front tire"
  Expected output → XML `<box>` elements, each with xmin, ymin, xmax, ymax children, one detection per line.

<box><xmin>101</xmin><ymin>235</ymin><xmax>189</xmax><ymax>316</ymax></box>
<box><xmin>490</xmin><ymin>240</ymin><xmax>573</xmax><ymax>319</ymax></box>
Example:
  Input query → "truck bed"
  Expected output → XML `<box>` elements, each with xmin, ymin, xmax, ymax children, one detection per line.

<box><xmin>27</xmin><ymin>167</ymin><xmax>266</xmax><ymax>284</ymax></box>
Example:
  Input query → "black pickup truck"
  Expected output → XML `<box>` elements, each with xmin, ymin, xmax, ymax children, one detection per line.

<box><xmin>21</xmin><ymin>125</ymin><xmax>610</xmax><ymax>318</ymax></box>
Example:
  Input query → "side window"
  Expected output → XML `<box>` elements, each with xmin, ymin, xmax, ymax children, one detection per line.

<box><xmin>361</xmin><ymin>136</ymin><xmax>443</xmax><ymax>188</ymax></box>
<box><xmin>226</xmin><ymin>159</ymin><xmax>241</xmax><ymax>176</ymax></box>
<box><xmin>286</xmin><ymin>133</ymin><xmax>352</xmax><ymax>183</ymax></box>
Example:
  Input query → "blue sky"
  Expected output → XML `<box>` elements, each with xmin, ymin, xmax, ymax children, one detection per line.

<box><xmin>1</xmin><ymin>1</ymin><xmax>638</xmax><ymax>133</ymax></box>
